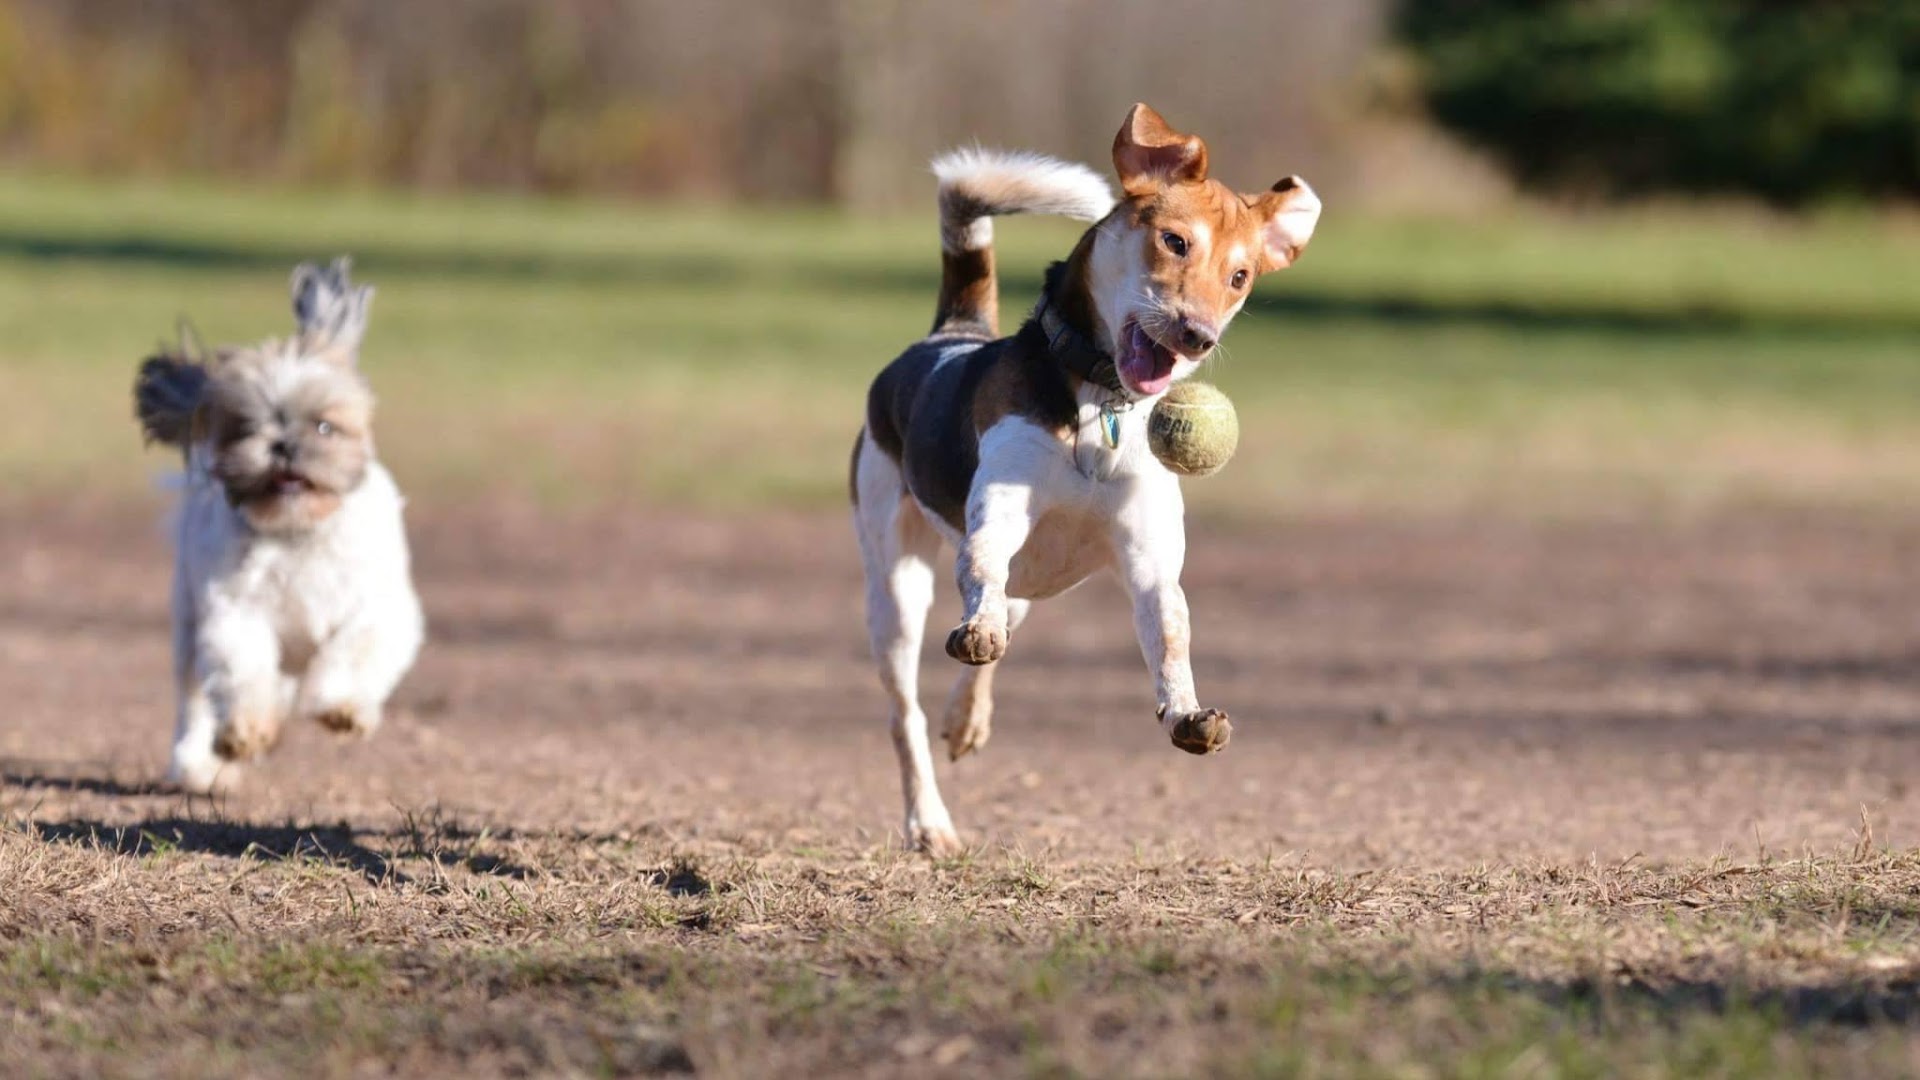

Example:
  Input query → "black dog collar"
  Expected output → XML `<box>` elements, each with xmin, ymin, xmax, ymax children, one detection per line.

<box><xmin>1034</xmin><ymin>294</ymin><xmax>1128</xmax><ymax>398</ymax></box>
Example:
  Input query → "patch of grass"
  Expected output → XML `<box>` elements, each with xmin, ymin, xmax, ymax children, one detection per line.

<box><xmin>0</xmin><ymin>173</ymin><xmax>1916</xmax><ymax>515</ymax></box>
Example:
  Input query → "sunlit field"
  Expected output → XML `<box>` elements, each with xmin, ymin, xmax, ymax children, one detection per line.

<box><xmin>8</xmin><ymin>175</ymin><xmax>1920</xmax><ymax>1076</ymax></box>
<box><xmin>2</xmin><ymin>174</ymin><xmax>1917</xmax><ymax>516</ymax></box>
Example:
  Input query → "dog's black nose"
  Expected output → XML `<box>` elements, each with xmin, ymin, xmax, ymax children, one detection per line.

<box><xmin>270</xmin><ymin>439</ymin><xmax>294</xmax><ymax>461</ymax></box>
<box><xmin>1178</xmin><ymin>318</ymin><xmax>1218</xmax><ymax>355</ymax></box>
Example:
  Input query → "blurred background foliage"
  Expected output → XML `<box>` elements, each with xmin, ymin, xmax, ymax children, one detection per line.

<box><xmin>0</xmin><ymin>1</ymin><xmax>1913</xmax><ymax>209</ymax></box>
<box><xmin>1394</xmin><ymin>3</ymin><xmax>1920</xmax><ymax>206</ymax></box>
<box><xmin>0</xmin><ymin>0</ymin><xmax>1437</xmax><ymax>209</ymax></box>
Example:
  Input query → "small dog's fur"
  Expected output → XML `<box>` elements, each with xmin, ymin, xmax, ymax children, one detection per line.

<box><xmin>852</xmin><ymin>104</ymin><xmax>1321</xmax><ymax>853</ymax></box>
<box><xmin>135</xmin><ymin>259</ymin><xmax>424</xmax><ymax>793</ymax></box>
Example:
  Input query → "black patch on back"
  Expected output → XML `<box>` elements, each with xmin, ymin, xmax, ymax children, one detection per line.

<box><xmin>861</xmin><ymin>323</ymin><xmax>1078</xmax><ymax>533</ymax></box>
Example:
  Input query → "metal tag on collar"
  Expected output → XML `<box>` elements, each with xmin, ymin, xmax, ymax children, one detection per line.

<box><xmin>1099</xmin><ymin>401</ymin><xmax>1123</xmax><ymax>448</ymax></box>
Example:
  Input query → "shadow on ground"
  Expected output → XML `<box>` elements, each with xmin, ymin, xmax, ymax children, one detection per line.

<box><xmin>1481</xmin><ymin>967</ymin><xmax>1920</xmax><ymax>1030</ymax></box>
<box><xmin>2</xmin><ymin>768</ymin><xmax>170</xmax><ymax>798</ymax></box>
<box><xmin>25</xmin><ymin>812</ymin><xmax>536</xmax><ymax>887</ymax></box>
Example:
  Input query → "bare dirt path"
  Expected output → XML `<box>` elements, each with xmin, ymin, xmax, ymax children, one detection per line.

<box><xmin>7</xmin><ymin>499</ymin><xmax>1919</xmax><ymax>869</ymax></box>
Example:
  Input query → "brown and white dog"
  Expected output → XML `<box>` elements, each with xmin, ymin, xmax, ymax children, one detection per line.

<box><xmin>851</xmin><ymin>104</ymin><xmax>1321</xmax><ymax>853</ymax></box>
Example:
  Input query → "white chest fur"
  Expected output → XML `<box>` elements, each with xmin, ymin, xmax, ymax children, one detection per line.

<box><xmin>921</xmin><ymin>385</ymin><xmax>1184</xmax><ymax>602</ymax></box>
<box><xmin>178</xmin><ymin>462</ymin><xmax>417</xmax><ymax>668</ymax></box>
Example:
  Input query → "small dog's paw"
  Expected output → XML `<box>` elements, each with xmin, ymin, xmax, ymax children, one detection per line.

<box><xmin>313</xmin><ymin>707</ymin><xmax>358</xmax><ymax>734</ymax></box>
<box><xmin>310</xmin><ymin>703</ymin><xmax>379</xmax><ymax>738</ymax></box>
<box><xmin>1165</xmin><ymin>707</ymin><xmax>1233</xmax><ymax>755</ymax></box>
<box><xmin>945</xmin><ymin>618</ymin><xmax>1008</xmax><ymax>666</ymax></box>
<box><xmin>213</xmin><ymin>723</ymin><xmax>277</xmax><ymax>763</ymax></box>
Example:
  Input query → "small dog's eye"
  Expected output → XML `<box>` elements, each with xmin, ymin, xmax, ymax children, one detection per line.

<box><xmin>316</xmin><ymin>420</ymin><xmax>335</xmax><ymax>436</ymax></box>
<box><xmin>1161</xmin><ymin>231</ymin><xmax>1188</xmax><ymax>257</ymax></box>
<box><xmin>1230</xmin><ymin>269</ymin><xmax>1249</xmax><ymax>290</ymax></box>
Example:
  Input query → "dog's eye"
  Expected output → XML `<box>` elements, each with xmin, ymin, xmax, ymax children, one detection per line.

<box><xmin>316</xmin><ymin>420</ymin><xmax>335</xmax><ymax>437</ymax></box>
<box><xmin>1161</xmin><ymin>231</ymin><xmax>1188</xmax><ymax>257</ymax></box>
<box><xmin>1230</xmin><ymin>269</ymin><xmax>1249</xmax><ymax>290</ymax></box>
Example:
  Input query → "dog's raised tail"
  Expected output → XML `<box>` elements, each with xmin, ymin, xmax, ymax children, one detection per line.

<box><xmin>929</xmin><ymin>148</ymin><xmax>1113</xmax><ymax>338</ymax></box>
<box><xmin>134</xmin><ymin>352</ymin><xmax>209</xmax><ymax>449</ymax></box>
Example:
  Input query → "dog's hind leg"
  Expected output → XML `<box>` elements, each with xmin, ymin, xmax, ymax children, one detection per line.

<box><xmin>853</xmin><ymin>433</ymin><xmax>961</xmax><ymax>855</ymax></box>
<box><xmin>939</xmin><ymin>598</ymin><xmax>1028</xmax><ymax>760</ymax></box>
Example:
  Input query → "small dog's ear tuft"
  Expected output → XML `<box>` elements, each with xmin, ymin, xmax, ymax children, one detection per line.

<box><xmin>175</xmin><ymin>317</ymin><xmax>208</xmax><ymax>363</ymax></box>
<box><xmin>291</xmin><ymin>256</ymin><xmax>375</xmax><ymax>362</ymax></box>
<box><xmin>1113</xmin><ymin>102</ymin><xmax>1209</xmax><ymax>197</ymax></box>
<box><xmin>134</xmin><ymin>353</ymin><xmax>209</xmax><ymax>449</ymax></box>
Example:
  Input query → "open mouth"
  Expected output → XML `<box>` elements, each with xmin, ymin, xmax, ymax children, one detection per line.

<box><xmin>1116</xmin><ymin>319</ymin><xmax>1180</xmax><ymax>397</ymax></box>
<box><xmin>267</xmin><ymin>469</ymin><xmax>315</xmax><ymax>497</ymax></box>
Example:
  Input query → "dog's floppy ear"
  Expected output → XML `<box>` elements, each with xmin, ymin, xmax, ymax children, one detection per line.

<box><xmin>1250</xmin><ymin>176</ymin><xmax>1321</xmax><ymax>271</ymax></box>
<box><xmin>1113</xmin><ymin>102</ymin><xmax>1209</xmax><ymax>197</ymax></box>
<box><xmin>291</xmin><ymin>256</ymin><xmax>375</xmax><ymax>363</ymax></box>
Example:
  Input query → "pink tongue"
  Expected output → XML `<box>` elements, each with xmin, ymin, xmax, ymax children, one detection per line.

<box><xmin>1117</xmin><ymin>323</ymin><xmax>1176</xmax><ymax>395</ymax></box>
<box><xmin>1121</xmin><ymin>322</ymin><xmax>1175</xmax><ymax>399</ymax></box>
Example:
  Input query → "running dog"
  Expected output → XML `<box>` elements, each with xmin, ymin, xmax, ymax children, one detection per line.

<box><xmin>135</xmin><ymin>259</ymin><xmax>424</xmax><ymax>793</ymax></box>
<box><xmin>851</xmin><ymin>103</ymin><xmax>1321</xmax><ymax>853</ymax></box>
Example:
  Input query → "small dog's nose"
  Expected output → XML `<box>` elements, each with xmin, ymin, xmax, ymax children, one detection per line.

<box><xmin>1177</xmin><ymin>317</ymin><xmax>1218</xmax><ymax>355</ymax></box>
<box><xmin>270</xmin><ymin>439</ymin><xmax>294</xmax><ymax>461</ymax></box>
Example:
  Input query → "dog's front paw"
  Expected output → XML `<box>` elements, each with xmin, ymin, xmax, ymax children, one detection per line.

<box><xmin>1164</xmin><ymin>707</ymin><xmax>1232</xmax><ymax>755</ymax></box>
<box><xmin>945</xmin><ymin>617</ymin><xmax>1008</xmax><ymax>666</ymax></box>
<box><xmin>311</xmin><ymin>704</ymin><xmax>379</xmax><ymax>739</ymax></box>
<box><xmin>212</xmin><ymin>718</ymin><xmax>279</xmax><ymax>763</ymax></box>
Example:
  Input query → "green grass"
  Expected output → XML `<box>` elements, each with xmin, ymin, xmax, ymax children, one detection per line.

<box><xmin>1</xmin><ymin>172</ymin><xmax>1917</xmax><ymax>515</ymax></box>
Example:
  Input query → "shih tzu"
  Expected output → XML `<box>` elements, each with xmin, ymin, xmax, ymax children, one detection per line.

<box><xmin>134</xmin><ymin>258</ymin><xmax>424</xmax><ymax>793</ymax></box>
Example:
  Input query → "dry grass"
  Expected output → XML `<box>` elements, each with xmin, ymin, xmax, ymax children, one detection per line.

<box><xmin>6</xmin><ymin>807</ymin><xmax>1920</xmax><ymax>1077</ymax></box>
<box><xmin>11</xmin><ymin>502</ymin><xmax>1920</xmax><ymax>1075</ymax></box>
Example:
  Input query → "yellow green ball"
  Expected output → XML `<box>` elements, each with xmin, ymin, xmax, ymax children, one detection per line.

<box><xmin>1148</xmin><ymin>381</ymin><xmax>1239</xmax><ymax>477</ymax></box>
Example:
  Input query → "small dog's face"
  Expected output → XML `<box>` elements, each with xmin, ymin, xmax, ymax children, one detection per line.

<box><xmin>202</xmin><ymin>346</ymin><xmax>374</xmax><ymax>533</ymax></box>
<box><xmin>1091</xmin><ymin>103</ymin><xmax>1322</xmax><ymax>397</ymax></box>
<box><xmin>177</xmin><ymin>258</ymin><xmax>382</xmax><ymax>535</ymax></box>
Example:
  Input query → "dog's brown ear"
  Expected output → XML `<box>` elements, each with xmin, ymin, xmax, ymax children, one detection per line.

<box><xmin>1250</xmin><ymin>176</ymin><xmax>1321</xmax><ymax>270</ymax></box>
<box><xmin>1113</xmin><ymin>103</ymin><xmax>1209</xmax><ymax>197</ymax></box>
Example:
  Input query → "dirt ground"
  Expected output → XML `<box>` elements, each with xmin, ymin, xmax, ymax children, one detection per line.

<box><xmin>7</xmin><ymin>500</ymin><xmax>1918</xmax><ymax>864</ymax></box>
<box><xmin>7</xmin><ymin>499</ymin><xmax>1920</xmax><ymax>1076</ymax></box>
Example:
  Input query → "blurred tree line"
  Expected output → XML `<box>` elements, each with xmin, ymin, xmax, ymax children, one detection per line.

<box><xmin>1395</xmin><ymin>3</ymin><xmax>1920</xmax><ymax>206</ymax></box>
<box><xmin>0</xmin><ymin>0</ymin><xmax>1382</xmax><ymax>206</ymax></box>
<box><xmin>14</xmin><ymin>1</ymin><xmax>1898</xmax><ymax>209</ymax></box>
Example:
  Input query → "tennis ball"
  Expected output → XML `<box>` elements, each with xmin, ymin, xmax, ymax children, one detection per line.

<box><xmin>1148</xmin><ymin>381</ymin><xmax>1239</xmax><ymax>477</ymax></box>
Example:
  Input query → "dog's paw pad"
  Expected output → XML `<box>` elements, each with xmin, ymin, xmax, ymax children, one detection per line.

<box><xmin>1167</xmin><ymin>708</ymin><xmax>1232</xmax><ymax>755</ymax></box>
<box><xmin>313</xmin><ymin>708</ymin><xmax>359</xmax><ymax>733</ymax></box>
<box><xmin>944</xmin><ymin>619</ymin><xmax>1008</xmax><ymax>666</ymax></box>
<box><xmin>213</xmin><ymin>726</ymin><xmax>274</xmax><ymax>762</ymax></box>
<box><xmin>312</xmin><ymin>706</ymin><xmax>381</xmax><ymax>739</ymax></box>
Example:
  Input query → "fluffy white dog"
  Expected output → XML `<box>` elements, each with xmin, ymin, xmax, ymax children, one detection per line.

<box><xmin>134</xmin><ymin>259</ymin><xmax>424</xmax><ymax>793</ymax></box>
